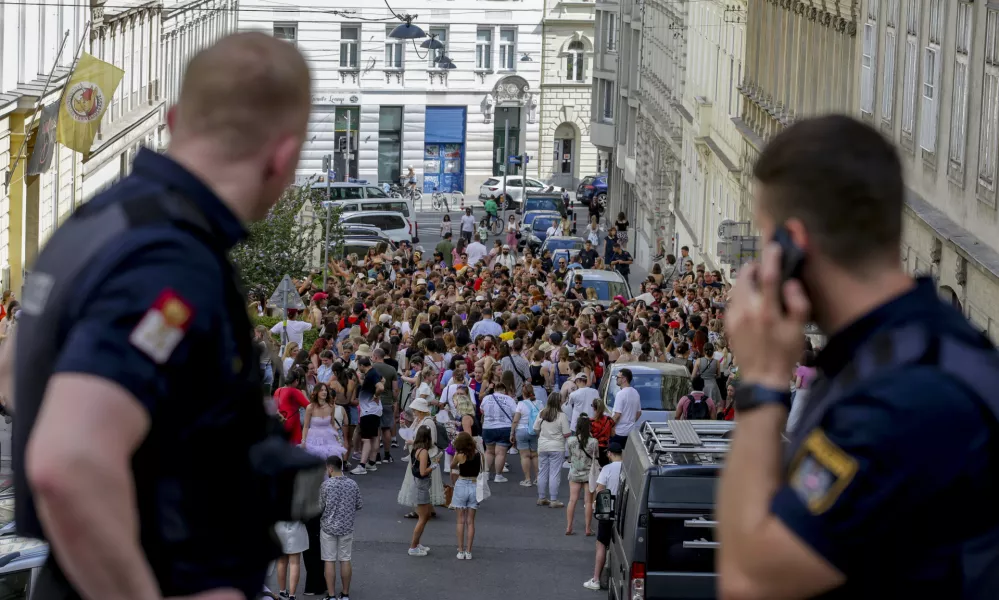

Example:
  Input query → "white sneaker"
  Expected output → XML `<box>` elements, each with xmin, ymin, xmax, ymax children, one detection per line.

<box><xmin>494</xmin><ymin>475</ymin><xmax>508</xmax><ymax>483</ymax></box>
<box><xmin>519</xmin><ymin>479</ymin><xmax>532</xmax><ymax>487</ymax></box>
<box><xmin>464</xmin><ymin>551</ymin><xmax>473</xmax><ymax>560</ymax></box>
<box><xmin>401</xmin><ymin>455</ymin><xmax>410</xmax><ymax>462</ymax></box>
<box><xmin>408</xmin><ymin>547</ymin><xmax>428</xmax><ymax>557</ymax></box>
<box><xmin>350</xmin><ymin>465</ymin><xmax>367</xmax><ymax>475</ymax></box>
<box><xmin>508</xmin><ymin>447</ymin><xmax>519</xmax><ymax>455</ymax></box>
<box><xmin>418</xmin><ymin>544</ymin><xmax>431</xmax><ymax>553</ymax></box>
<box><xmin>562</xmin><ymin>460</ymin><xmax>571</xmax><ymax>469</ymax></box>
<box><xmin>583</xmin><ymin>579</ymin><xmax>601</xmax><ymax>591</ymax></box>
<box><xmin>456</xmin><ymin>550</ymin><xmax>466</xmax><ymax>560</ymax></box>
<box><xmin>502</xmin><ymin>464</ymin><xmax>510</xmax><ymax>473</ymax></box>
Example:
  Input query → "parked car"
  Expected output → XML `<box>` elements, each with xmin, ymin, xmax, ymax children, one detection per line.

<box><xmin>576</xmin><ymin>174</ymin><xmax>608</xmax><ymax>207</ymax></box>
<box><xmin>517</xmin><ymin>210</ymin><xmax>562</xmax><ymax>251</ymax></box>
<box><xmin>540</xmin><ymin>236</ymin><xmax>586</xmax><ymax>266</ymax></box>
<box><xmin>478</xmin><ymin>176</ymin><xmax>566</xmax><ymax>209</ymax></box>
<box><xmin>523</xmin><ymin>194</ymin><xmax>568</xmax><ymax>218</ymax></box>
<box><xmin>523</xmin><ymin>214</ymin><xmax>562</xmax><ymax>252</ymax></box>
<box><xmin>564</xmin><ymin>268</ymin><xmax>633</xmax><ymax>306</ymax></box>
<box><xmin>339</xmin><ymin>211</ymin><xmax>413</xmax><ymax>244</ymax></box>
<box><xmin>336</xmin><ymin>238</ymin><xmax>397</xmax><ymax>261</ymax></box>
<box><xmin>600</xmin><ymin>362</ymin><xmax>692</xmax><ymax>425</ymax></box>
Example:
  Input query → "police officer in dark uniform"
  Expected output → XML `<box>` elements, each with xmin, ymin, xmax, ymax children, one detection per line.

<box><xmin>717</xmin><ymin>115</ymin><xmax>999</xmax><ymax>599</ymax></box>
<box><xmin>8</xmin><ymin>33</ymin><xmax>321</xmax><ymax>600</ymax></box>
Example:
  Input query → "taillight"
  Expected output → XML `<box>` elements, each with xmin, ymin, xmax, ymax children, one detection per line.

<box><xmin>586</xmin><ymin>185</ymin><xmax>595</xmax><ymax>190</ymax></box>
<box><xmin>629</xmin><ymin>562</ymin><xmax>645</xmax><ymax>600</ymax></box>
<box><xmin>408</xmin><ymin>220</ymin><xmax>413</xmax><ymax>235</ymax></box>
<box><xmin>489</xmin><ymin>187</ymin><xmax>498</xmax><ymax>191</ymax></box>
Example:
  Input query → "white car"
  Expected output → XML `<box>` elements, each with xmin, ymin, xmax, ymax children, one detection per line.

<box><xmin>339</xmin><ymin>211</ymin><xmax>414</xmax><ymax>244</ymax></box>
<box><xmin>478</xmin><ymin>176</ymin><xmax>566</xmax><ymax>209</ymax></box>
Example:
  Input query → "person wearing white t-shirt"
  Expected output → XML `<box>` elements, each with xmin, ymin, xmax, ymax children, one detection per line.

<box><xmin>610</xmin><ymin>368</ymin><xmax>642</xmax><ymax>447</ymax></box>
<box><xmin>583</xmin><ymin>442</ymin><xmax>624</xmax><ymax>591</ymax></box>
<box><xmin>566</xmin><ymin>374</ymin><xmax>600</xmax><ymax>431</ymax></box>
<box><xmin>271</xmin><ymin>312</ymin><xmax>313</xmax><ymax>348</ymax></box>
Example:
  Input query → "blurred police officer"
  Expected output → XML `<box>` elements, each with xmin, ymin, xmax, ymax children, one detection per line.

<box><xmin>10</xmin><ymin>33</ymin><xmax>313</xmax><ymax>600</ymax></box>
<box><xmin>718</xmin><ymin>115</ymin><xmax>999</xmax><ymax>599</ymax></box>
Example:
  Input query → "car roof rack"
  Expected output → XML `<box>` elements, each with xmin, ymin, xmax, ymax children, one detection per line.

<box><xmin>640</xmin><ymin>421</ymin><xmax>734</xmax><ymax>467</ymax></box>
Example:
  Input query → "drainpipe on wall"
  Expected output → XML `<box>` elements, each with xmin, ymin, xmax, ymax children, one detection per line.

<box><xmin>538</xmin><ymin>0</ymin><xmax>548</xmax><ymax>181</ymax></box>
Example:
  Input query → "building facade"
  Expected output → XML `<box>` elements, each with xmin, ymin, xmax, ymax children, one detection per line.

<box><xmin>240</xmin><ymin>1</ymin><xmax>544</xmax><ymax>194</ymax></box>
<box><xmin>538</xmin><ymin>0</ymin><xmax>597</xmax><ymax>190</ymax></box>
<box><xmin>676</xmin><ymin>0</ymin><xmax>747</xmax><ymax>273</ymax></box>
<box><xmin>0</xmin><ymin>0</ymin><xmax>86</xmax><ymax>293</ymax></box>
<box><xmin>859</xmin><ymin>0</ymin><xmax>999</xmax><ymax>339</ymax></box>
<box><xmin>589</xmin><ymin>0</ymin><xmax>618</xmax><ymax>185</ymax></box>
<box><xmin>159</xmin><ymin>0</ymin><xmax>239</xmax><ymax>148</ymax></box>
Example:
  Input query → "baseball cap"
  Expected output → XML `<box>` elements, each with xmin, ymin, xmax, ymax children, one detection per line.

<box><xmin>608</xmin><ymin>442</ymin><xmax>624</xmax><ymax>455</ymax></box>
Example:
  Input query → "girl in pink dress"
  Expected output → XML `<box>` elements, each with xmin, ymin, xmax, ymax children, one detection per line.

<box><xmin>301</xmin><ymin>383</ymin><xmax>347</xmax><ymax>460</ymax></box>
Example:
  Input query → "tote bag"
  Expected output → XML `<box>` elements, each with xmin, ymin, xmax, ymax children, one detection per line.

<box><xmin>476</xmin><ymin>454</ymin><xmax>492</xmax><ymax>502</ymax></box>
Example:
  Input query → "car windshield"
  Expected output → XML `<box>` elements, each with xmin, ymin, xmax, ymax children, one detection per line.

<box><xmin>580</xmin><ymin>176</ymin><xmax>595</xmax><ymax>186</ymax></box>
<box><xmin>544</xmin><ymin>239</ymin><xmax>584</xmax><ymax>252</ymax></box>
<box><xmin>580</xmin><ymin>279</ymin><xmax>629</xmax><ymax>300</ymax></box>
<box><xmin>524</xmin><ymin>212</ymin><xmax>555</xmax><ymax>225</ymax></box>
<box><xmin>525</xmin><ymin>199</ymin><xmax>561</xmax><ymax>213</ymax></box>
<box><xmin>534</xmin><ymin>217</ymin><xmax>558</xmax><ymax>232</ymax></box>
<box><xmin>607</xmin><ymin>373</ymin><xmax>668</xmax><ymax>411</ymax></box>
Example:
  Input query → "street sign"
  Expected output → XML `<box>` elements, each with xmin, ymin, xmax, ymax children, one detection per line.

<box><xmin>717</xmin><ymin>234</ymin><xmax>761</xmax><ymax>266</ymax></box>
<box><xmin>268</xmin><ymin>274</ymin><xmax>306</xmax><ymax>311</ymax></box>
<box><xmin>508</xmin><ymin>155</ymin><xmax>531</xmax><ymax>165</ymax></box>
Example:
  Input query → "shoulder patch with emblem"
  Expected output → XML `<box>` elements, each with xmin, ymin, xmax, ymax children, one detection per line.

<box><xmin>129</xmin><ymin>289</ymin><xmax>195</xmax><ymax>363</ymax></box>
<box><xmin>788</xmin><ymin>428</ymin><xmax>858</xmax><ymax>515</ymax></box>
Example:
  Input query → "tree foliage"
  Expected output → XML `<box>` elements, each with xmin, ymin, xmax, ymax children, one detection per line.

<box><xmin>230</xmin><ymin>184</ymin><xmax>321</xmax><ymax>301</ymax></box>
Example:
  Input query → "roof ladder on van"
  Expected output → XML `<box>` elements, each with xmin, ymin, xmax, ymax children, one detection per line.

<box><xmin>641</xmin><ymin>421</ymin><xmax>735</xmax><ymax>461</ymax></box>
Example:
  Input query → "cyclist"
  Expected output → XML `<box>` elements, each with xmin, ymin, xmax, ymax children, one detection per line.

<box><xmin>405</xmin><ymin>165</ymin><xmax>417</xmax><ymax>194</ymax></box>
<box><xmin>483</xmin><ymin>196</ymin><xmax>499</xmax><ymax>228</ymax></box>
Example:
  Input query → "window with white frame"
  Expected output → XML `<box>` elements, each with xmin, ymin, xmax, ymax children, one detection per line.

<box><xmin>882</xmin><ymin>1</ymin><xmax>899</xmax><ymax>123</ymax></box>
<box><xmin>476</xmin><ymin>28</ymin><xmax>493</xmax><ymax>70</ymax></box>
<box><xmin>919</xmin><ymin>0</ymin><xmax>944</xmax><ymax>152</ymax></box>
<box><xmin>861</xmin><ymin>0</ymin><xmax>879</xmax><ymax>115</ymax></box>
<box><xmin>949</xmin><ymin>2</ymin><xmax>973</xmax><ymax>171</ymax></box>
<box><xmin>900</xmin><ymin>0</ymin><xmax>919</xmax><ymax>136</ymax></box>
<box><xmin>602</xmin><ymin>79</ymin><xmax>615</xmax><ymax>121</ymax></box>
<box><xmin>605</xmin><ymin>12</ymin><xmax>617</xmax><ymax>52</ymax></box>
<box><xmin>978</xmin><ymin>10</ymin><xmax>999</xmax><ymax>191</ymax></box>
<box><xmin>499</xmin><ymin>28</ymin><xmax>516</xmax><ymax>70</ymax></box>
<box><xmin>429</xmin><ymin>27</ymin><xmax>447</xmax><ymax>68</ymax></box>
<box><xmin>566</xmin><ymin>40</ymin><xmax>585</xmax><ymax>82</ymax></box>
<box><xmin>273</xmin><ymin>23</ymin><xmax>296</xmax><ymax>44</ymax></box>
<box><xmin>385</xmin><ymin>25</ymin><xmax>404</xmax><ymax>69</ymax></box>
<box><xmin>340</xmin><ymin>25</ymin><xmax>359</xmax><ymax>68</ymax></box>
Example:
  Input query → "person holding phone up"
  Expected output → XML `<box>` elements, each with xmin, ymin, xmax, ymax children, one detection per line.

<box><xmin>717</xmin><ymin>115</ymin><xmax>999</xmax><ymax>599</ymax></box>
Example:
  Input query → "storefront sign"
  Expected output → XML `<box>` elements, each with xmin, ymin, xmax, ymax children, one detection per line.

<box><xmin>312</xmin><ymin>93</ymin><xmax>362</xmax><ymax>105</ymax></box>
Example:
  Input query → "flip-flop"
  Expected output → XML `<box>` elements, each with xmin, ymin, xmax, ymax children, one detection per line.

<box><xmin>404</xmin><ymin>512</ymin><xmax>418</xmax><ymax>519</ymax></box>
<box><xmin>565</xmin><ymin>531</ymin><xmax>575</xmax><ymax>536</ymax></box>
<box><xmin>585</xmin><ymin>531</ymin><xmax>595</xmax><ymax>537</ymax></box>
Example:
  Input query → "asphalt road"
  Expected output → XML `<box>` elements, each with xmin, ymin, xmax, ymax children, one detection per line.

<box><xmin>266</xmin><ymin>450</ymin><xmax>603</xmax><ymax>600</ymax></box>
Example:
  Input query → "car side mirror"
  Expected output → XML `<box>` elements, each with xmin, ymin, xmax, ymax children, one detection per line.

<box><xmin>594</xmin><ymin>489</ymin><xmax>615</xmax><ymax>521</ymax></box>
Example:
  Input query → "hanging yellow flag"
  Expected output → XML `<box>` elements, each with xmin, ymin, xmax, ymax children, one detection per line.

<box><xmin>56</xmin><ymin>53</ymin><xmax>125</xmax><ymax>156</ymax></box>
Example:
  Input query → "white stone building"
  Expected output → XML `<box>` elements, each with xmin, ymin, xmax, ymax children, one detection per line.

<box><xmin>239</xmin><ymin>1</ymin><xmax>544</xmax><ymax>195</ymax></box>
<box><xmin>159</xmin><ymin>0</ymin><xmax>239</xmax><ymax>148</ymax></box>
<box><xmin>0</xmin><ymin>0</ymin><xmax>87</xmax><ymax>293</ymax></box>
<box><xmin>588</xmin><ymin>0</ymin><xmax>618</xmax><ymax>183</ymax></box>
<box><xmin>676</xmin><ymin>0</ymin><xmax>747</xmax><ymax>273</ymax></box>
<box><xmin>537</xmin><ymin>0</ymin><xmax>597</xmax><ymax>190</ymax></box>
<box><xmin>858</xmin><ymin>0</ymin><xmax>999</xmax><ymax>338</ymax></box>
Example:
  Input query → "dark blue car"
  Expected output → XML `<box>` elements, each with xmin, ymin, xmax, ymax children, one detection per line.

<box><xmin>576</xmin><ymin>174</ymin><xmax>608</xmax><ymax>207</ymax></box>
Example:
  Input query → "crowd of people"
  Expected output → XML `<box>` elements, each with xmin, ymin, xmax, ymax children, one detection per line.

<box><xmin>252</xmin><ymin>211</ymin><xmax>824</xmax><ymax>599</ymax></box>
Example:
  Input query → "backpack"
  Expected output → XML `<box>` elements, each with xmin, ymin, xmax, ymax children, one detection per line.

<box><xmin>685</xmin><ymin>392</ymin><xmax>710</xmax><ymax>420</ymax></box>
<box><xmin>434</xmin><ymin>421</ymin><xmax>450</xmax><ymax>450</ymax></box>
<box><xmin>525</xmin><ymin>398</ymin><xmax>542</xmax><ymax>430</ymax></box>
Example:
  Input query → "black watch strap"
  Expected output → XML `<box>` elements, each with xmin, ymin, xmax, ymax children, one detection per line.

<box><xmin>734</xmin><ymin>384</ymin><xmax>793</xmax><ymax>413</ymax></box>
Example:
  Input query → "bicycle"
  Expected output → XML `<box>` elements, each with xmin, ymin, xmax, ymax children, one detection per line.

<box><xmin>431</xmin><ymin>187</ymin><xmax>450</xmax><ymax>212</ymax></box>
<box><xmin>450</xmin><ymin>190</ymin><xmax>464</xmax><ymax>208</ymax></box>
<box><xmin>405</xmin><ymin>186</ymin><xmax>422</xmax><ymax>205</ymax></box>
<box><xmin>488</xmin><ymin>213</ymin><xmax>504</xmax><ymax>236</ymax></box>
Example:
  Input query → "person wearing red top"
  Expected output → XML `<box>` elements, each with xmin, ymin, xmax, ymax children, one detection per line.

<box><xmin>338</xmin><ymin>302</ymin><xmax>369</xmax><ymax>336</ymax></box>
<box><xmin>588</xmin><ymin>398</ymin><xmax>615</xmax><ymax>467</ymax></box>
<box><xmin>274</xmin><ymin>368</ymin><xmax>311</xmax><ymax>445</ymax></box>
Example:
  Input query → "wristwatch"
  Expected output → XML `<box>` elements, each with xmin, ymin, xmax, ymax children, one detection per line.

<box><xmin>734</xmin><ymin>383</ymin><xmax>793</xmax><ymax>413</ymax></box>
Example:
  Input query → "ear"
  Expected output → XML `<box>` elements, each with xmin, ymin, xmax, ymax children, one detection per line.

<box><xmin>268</xmin><ymin>133</ymin><xmax>303</xmax><ymax>184</ymax></box>
<box><xmin>166</xmin><ymin>106</ymin><xmax>178</xmax><ymax>132</ymax></box>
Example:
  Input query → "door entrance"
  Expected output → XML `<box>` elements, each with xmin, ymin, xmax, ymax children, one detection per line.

<box><xmin>492</xmin><ymin>107</ymin><xmax>522</xmax><ymax>176</ymax></box>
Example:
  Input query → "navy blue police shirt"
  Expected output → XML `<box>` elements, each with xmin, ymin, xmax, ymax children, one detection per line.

<box><xmin>770</xmin><ymin>278</ymin><xmax>999</xmax><ymax>598</ymax></box>
<box><xmin>52</xmin><ymin>148</ymin><xmax>270</xmax><ymax>598</ymax></box>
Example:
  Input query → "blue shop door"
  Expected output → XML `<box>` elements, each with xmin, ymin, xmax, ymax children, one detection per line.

<box><xmin>423</xmin><ymin>143</ymin><xmax>465</xmax><ymax>193</ymax></box>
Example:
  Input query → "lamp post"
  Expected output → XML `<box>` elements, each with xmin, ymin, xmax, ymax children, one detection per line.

<box><xmin>321</xmin><ymin>200</ymin><xmax>334</xmax><ymax>287</ymax></box>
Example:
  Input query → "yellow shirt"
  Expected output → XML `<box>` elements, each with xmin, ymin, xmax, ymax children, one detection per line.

<box><xmin>500</xmin><ymin>331</ymin><xmax>516</xmax><ymax>342</ymax></box>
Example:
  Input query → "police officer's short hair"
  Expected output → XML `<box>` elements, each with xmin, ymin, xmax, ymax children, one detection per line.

<box><xmin>753</xmin><ymin>115</ymin><xmax>903</xmax><ymax>270</ymax></box>
<box><xmin>326</xmin><ymin>455</ymin><xmax>343</xmax><ymax>471</ymax></box>
<box><xmin>173</xmin><ymin>32</ymin><xmax>311</xmax><ymax>158</ymax></box>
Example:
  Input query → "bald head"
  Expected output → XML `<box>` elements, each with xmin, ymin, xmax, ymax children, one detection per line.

<box><xmin>171</xmin><ymin>32</ymin><xmax>311</xmax><ymax>158</ymax></box>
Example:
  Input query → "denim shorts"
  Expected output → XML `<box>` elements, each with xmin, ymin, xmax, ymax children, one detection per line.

<box><xmin>347</xmin><ymin>405</ymin><xmax>359</xmax><ymax>425</ymax></box>
<box><xmin>449</xmin><ymin>478</ymin><xmax>478</xmax><ymax>510</ymax></box>
<box><xmin>515</xmin><ymin>428</ymin><xmax>539</xmax><ymax>452</ymax></box>
<box><xmin>482</xmin><ymin>427</ymin><xmax>512</xmax><ymax>447</ymax></box>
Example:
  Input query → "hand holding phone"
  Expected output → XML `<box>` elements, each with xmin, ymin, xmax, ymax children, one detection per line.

<box><xmin>769</xmin><ymin>226</ymin><xmax>806</xmax><ymax>313</ymax></box>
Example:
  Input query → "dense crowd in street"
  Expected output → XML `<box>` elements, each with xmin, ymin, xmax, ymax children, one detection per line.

<box><xmin>250</xmin><ymin>213</ymin><xmax>811</xmax><ymax>600</ymax></box>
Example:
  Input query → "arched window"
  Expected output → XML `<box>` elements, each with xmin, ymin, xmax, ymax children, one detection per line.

<box><xmin>566</xmin><ymin>40</ymin><xmax>585</xmax><ymax>82</ymax></box>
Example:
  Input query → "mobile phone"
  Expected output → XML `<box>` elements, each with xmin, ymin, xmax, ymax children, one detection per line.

<box><xmin>770</xmin><ymin>225</ymin><xmax>806</xmax><ymax>313</ymax></box>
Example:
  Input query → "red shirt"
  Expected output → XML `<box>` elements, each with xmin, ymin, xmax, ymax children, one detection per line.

<box><xmin>590</xmin><ymin>415</ymin><xmax>615</xmax><ymax>448</ymax></box>
<box><xmin>338</xmin><ymin>314</ymin><xmax>369</xmax><ymax>336</ymax></box>
<box><xmin>274</xmin><ymin>387</ymin><xmax>310</xmax><ymax>445</ymax></box>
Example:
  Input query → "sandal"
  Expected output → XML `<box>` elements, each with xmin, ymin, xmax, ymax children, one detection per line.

<box><xmin>404</xmin><ymin>512</ymin><xmax>418</xmax><ymax>519</ymax></box>
<box><xmin>585</xmin><ymin>531</ymin><xmax>595</xmax><ymax>537</ymax></box>
<box><xmin>565</xmin><ymin>530</ymin><xmax>574</xmax><ymax>536</ymax></box>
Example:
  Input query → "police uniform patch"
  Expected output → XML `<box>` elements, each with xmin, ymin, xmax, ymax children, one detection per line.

<box><xmin>788</xmin><ymin>429</ymin><xmax>858</xmax><ymax>515</ymax></box>
<box><xmin>129</xmin><ymin>289</ymin><xmax>194</xmax><ymax>364</ymax></box>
